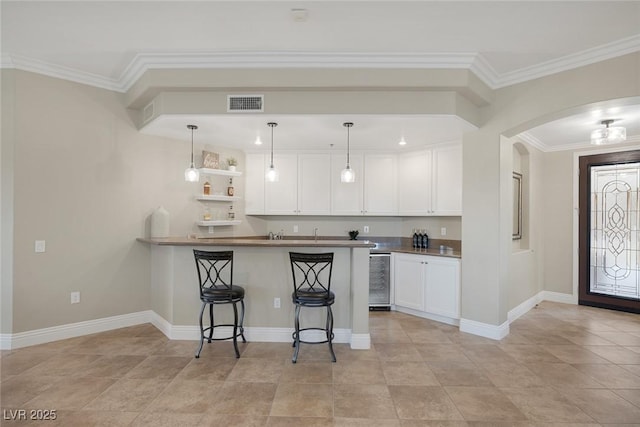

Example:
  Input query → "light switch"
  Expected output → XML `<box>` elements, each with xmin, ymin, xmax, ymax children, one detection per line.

<box><xmin>293</xmin><ymin>225</ymin><xmax>299</xmax><ymax>233</ymax></box>
<box><xmin>35</xmin><ymin>240</ymin><xmax>46</xmax><ymax>253</ymax></box>
<box><xmin>441</xmin><ymin>227</ymin><xmax>447</xmax><ymax>236</ymax></box>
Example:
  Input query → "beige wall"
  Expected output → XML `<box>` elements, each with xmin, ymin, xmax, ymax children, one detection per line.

<box><xmin>9</xmin><ymin>71</ymin><xmax>154</xmax><ymax>332</ymax></box>
<box><xmin>462</xmin><ymin>52</ymin><xmax>640</xmax><ymax>326</ymax></box>
<box><xmin>1</xmin><ymin>69</ymin><xmax>15</xmax><ymax>335</ymax></box>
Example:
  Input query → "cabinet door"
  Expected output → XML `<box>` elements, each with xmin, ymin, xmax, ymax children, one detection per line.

<box><xmin>398</xmin><ymin>150</ymin><xmax>432</xmax><ymax>215</ymax></box>
<box><xmin>393</xmin><ymin>254</ymin><xmax>425</xmax><ymax>311</ymax></box>
<box><xmin>245</xmin><ymin>153</ymin><xmax>265</xmax><ymax>214</ymax></box>
<box><xmin>432</xmin><ymin>144</ymin><xmax>462</xmax><ymax>215</ymax></box>
<box><xmin>424</xmin><ymin>257</ymin><xmax>460</xmax><ymax>318</ymax></box>
<box><xmin>364</xmin><ymin>154</ymin><xmax>397</xmax><ymax>215</ymax></box>
<box><xmin>264</xmin><ymin>154</ymin><xmax>298</xmax><ymax>215</ymax></box>
<box><xmin>298</xmin><ymin>154</ymin><xmax>331</xmax><ymax>215</ymax></box>
<box><xmin>331</xmin><ymin>153</ymin><xmax>364</xmax><ymax>215</ymax></box>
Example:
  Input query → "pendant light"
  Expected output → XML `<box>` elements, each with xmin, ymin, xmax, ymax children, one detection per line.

<box><xmin>266</xmin><ymin>122</ymin><xmax>278</xmax><ymax>182</ymax></box>
<box><xmin>591</xmin><ymin>119</ymin><xmax>626</xmax><ymax>145</ymax></box>
<box><xmin>341</xmin><ymin>122</ymin><xmax>355</xmax><ymax>183</ymax></box>
<box><xmin>184</xmin><ymin>124</ymin><xmax>200</xmax><ymax>182</ymax></box>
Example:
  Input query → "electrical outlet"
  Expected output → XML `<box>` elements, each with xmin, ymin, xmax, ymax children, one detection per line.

<box><xmin>208</xmin><ymin>226</ymin><xmax>214</xmax><ymax>234</ymax></box>
<box><xmin>35</xmin><ymin>240</ymin><xmax>46</xmax><ymax>253</ymax></box>
<box><xmin>293</xmin><ymin>225</ymin><xmax>299</xmax><ymax>233</ymax></box>
<box><xmin>441</xmin><ymin>227</ymin><xmax>447</xmax><ymax>236</ymax></box>
<box><xmin>70</xmin><ymin>291</ymin><xmax>80</xmax><ymax>304</ymax></box>
<box><xmin>363</xmin><ymin>226</ymin><xmax>369</xmax><ymax>233</ymax></box>
<box><xmin>273</xmin><ymin>297</ymin><xmax>281</xmax><ymax>308</ymax></box>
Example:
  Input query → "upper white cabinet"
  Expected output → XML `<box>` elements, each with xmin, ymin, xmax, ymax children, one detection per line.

<box><xmin>297</xmin><ymin>154</ymin><xmax>331</xmax><ymax>215</ymax></box>
<box><xmin>363</xmin><ymin>154</ymin><xmax>397</xmax><ymax>215</ymax></box>
<box><xmin>246</xmin><ymin>153</ymin><xmax>331</xmax><ymax>215</ymax></box>
<box><xmin>331</xmin><ymin>154</ymin><xmax>364</xmax><ymax>215</ymax></box>
<box><xmin>397</xmin><ymin>143</ymin><xmax>462</xmax><ymax>216</ymax></box>
<box><xmin>246</xmin><ymin>144</ymin><xmax>460</xmax><ymax>217</ymax></box>
<box><xmin>264</xmin><ymin>154</ymin><xmax>298</xmax><ymax>215</ymax></box>
<box><xmin>432</xmin><ymin>144</ymin><xmax>462</xmax><ymax>215</ymax></box>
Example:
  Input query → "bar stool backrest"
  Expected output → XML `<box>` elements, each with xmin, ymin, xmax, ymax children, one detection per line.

<box><xmin>289</xmin><ymin>252</ymin><xmax>334</xmax><ymax>295</ymax></box>
<box><xmin>193</xmin><ymin>250</ymin><xmax>234</xmax><ymax>298</ymax></box>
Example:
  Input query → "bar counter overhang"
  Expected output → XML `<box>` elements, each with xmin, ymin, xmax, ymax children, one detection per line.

<box><xmin>137</xmin><ymin>237</ymin><xmax>375</xmax><ymax>350</ymax></box>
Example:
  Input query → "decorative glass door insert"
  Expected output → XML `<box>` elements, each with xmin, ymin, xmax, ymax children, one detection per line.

<box><xmin>590</xmin><ymin>162</ymin><xmax>640</xmax><ymax>300</ymax></box>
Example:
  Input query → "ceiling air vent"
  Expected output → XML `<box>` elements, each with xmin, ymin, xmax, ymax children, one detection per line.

<box><xmin>227</xmin><ymin>95</ymin><xmax>264</xmax><ymax>113</ymax></box>
<box><xmin>142</xmin><ymin>102</ymin><xmax>154</xmax><ymax>123</ymax></box>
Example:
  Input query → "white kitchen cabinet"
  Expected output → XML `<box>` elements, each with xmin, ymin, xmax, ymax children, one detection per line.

<box><xmin>392</xmin><ymin>253</ymin><xmax>460</xmax><ymax>321</ymax></box>
<box><xmin>248</xmin><ymin>153</ymin><xmax>331</xmax><ymax>215</ymax></box>
<box><xmin>424</xmin><ymin>256</ymin><xmax>460</xmax><ymax>318</ymax></box>
<box><xmin>363</xmin><ymin>154</ymin><xmax>397</xmax><ymax>215</ymax></box>
<box><xmin>397</xmin><ymin>142</ymin><xmax>462</xmax><ymax>216</ymax></box>
<box><xmin>398</xmin><ymin>150</ymin><xmax>432</xmax><ymax>215</ymax></box>
<box><xmin>297</xmin><ymin>154</ymin><xmax>331</xmax><ymax>215</ymax></box>
<box><xmin>330</xmin><ymin>153</ymin><xmax>364</xmax><ymax>215</ymax></box>
<box><xmin>393</xmin><ymin>253</ymin><xmax>426</xmax><ymax>311</ymax></box>
<box><xmin>245</xmin><ymin>153</ymin><xmax>265</xmax><ymax>214</ymax></box>
<box><xmin>432</xmin><ymin>144</ymin><xmax>462</xmax><ymax>215</ymax></box>
<box><xmin>264</xmin><ymin>154</ymin><xmax>298</xmax><ymax>215</ymax></box>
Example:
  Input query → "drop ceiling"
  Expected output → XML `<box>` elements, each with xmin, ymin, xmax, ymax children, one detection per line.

<box><xmin>2</xmin><ymin>1</ymin><xmax>639</xmax><ymax>152</ymax></box>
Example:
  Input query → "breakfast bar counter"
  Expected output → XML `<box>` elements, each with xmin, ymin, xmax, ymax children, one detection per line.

<box><xmin>138</xmin><ymin>237</ymin><xmax>375</xmax><ymax>349</ymax></box>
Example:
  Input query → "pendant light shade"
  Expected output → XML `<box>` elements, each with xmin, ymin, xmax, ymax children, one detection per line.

<box><xmin>184</xmin><ymin>124</ymin><xmax>200</xmax><ymax>182</ymax></box>
<box><xmin>341</xmin><ymin>122</ymin><xmax>355</xmax><ymax>183</ymax></box>
<box><xmin>266</xmin><ymin>122</ymin><xmax>279</xmax><ymax>182</ymax></box>
<box><xmin>591</xmin><ymin>119</ymin><xmax>626</xmax><ymax>145</ymax></box>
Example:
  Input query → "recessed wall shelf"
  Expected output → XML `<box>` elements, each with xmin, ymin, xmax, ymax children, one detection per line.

<box><xmin>196</xmin><ymin>195</ymin><xmax>241</xmax><ymax>201</ymax></box>
<box><xmin>199</xmin><ymin>168</ymin><xmax>242</xmax><ymax>177</ymax></box>
<box><xmin>196</xmin><ymin>220</ymin><xmax>242</xmax><ymax>227</ymax></box>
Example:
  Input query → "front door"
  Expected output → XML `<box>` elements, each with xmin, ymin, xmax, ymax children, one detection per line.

<box><xmin>578</xmin><ymin>149</ymin><xmax>640</xmax><ymax>313</ymax></box>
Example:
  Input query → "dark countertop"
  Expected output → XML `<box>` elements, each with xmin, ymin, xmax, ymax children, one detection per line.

<box><xmin>368</xmin><ymin>237</ymin><xmax>461</xmax><ymax>258</ymax></box>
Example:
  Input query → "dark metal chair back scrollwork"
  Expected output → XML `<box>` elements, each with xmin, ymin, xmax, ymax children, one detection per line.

<box><xmin>192</xmin><ymin>250</ymin><xmax>246</xmax><ymax>358</ymax></box>
<box><xmin>289</xmin><ymin>252</ymin><xmax>336</xmax><ymax>363</ymax></box>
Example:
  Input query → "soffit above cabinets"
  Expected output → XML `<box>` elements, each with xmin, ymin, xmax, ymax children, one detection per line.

<box><xmin>140</xmin><ymin>113</ymin><xmax>477</xmax><ymax>152</ymax></box>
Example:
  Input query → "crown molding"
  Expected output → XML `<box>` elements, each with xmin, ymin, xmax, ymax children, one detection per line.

<box><xmin>518</xmin><ymin>131</ymin><xmax>640</xmax><ymax>153</ymax></box>
<box><xmin>3</xmin><ymin>54</ymin><xmax>123</xmax><ymax>92</ymax></box>
<box><xmin>517</xmin><ymin>132</ymin><xmax>549</xmax><ymax>152</ymax></box>
<box><xmin>118</xmin><ymin>51</ymin><xmax>480</xmax><ymax>92</ymax></box>
<box><xmin>494</xmin><ymin>34</ymin><xmax>640</xmax><ymax>89</ymax></box>
<box><xmin>2</xmin><ymin>34</ymin><xmax>639</xmax><ymax>94</ymax></box>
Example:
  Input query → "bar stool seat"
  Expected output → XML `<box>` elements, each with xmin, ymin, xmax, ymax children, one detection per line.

<box><xmin>193</xmin><ymin>250</ymin><xmax>246</xmax><ymax>359</ymax></box>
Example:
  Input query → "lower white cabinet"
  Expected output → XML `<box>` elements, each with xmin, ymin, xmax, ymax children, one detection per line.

<box><xmin>392</xmin><ymin>253</ymin><xmax>460</xmax><ymax>320</ymax></box>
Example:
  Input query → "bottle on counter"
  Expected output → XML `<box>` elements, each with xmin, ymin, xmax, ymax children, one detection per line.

<box><xmin>421</xmin><ymin>230</ymin><xmax>429</xmax><ymax>249</ymax></box>
<box><xmin>412</xmin><ymin>229</ymin><xmax>418</xmax><ymax>249</ymax></box>
<box><xmin>203</xmin><ymin>180</ymin><xmax>211</xmax><ymax>195</ymax></box>
<box><xmin>227</xmin><ymin>178</ymin><xmax>234</xmax><ymax>196</ymax></box>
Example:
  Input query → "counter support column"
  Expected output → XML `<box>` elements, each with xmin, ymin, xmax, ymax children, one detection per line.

<box><xmin>350</xmin><ymin>247</ymin><xmax>371</xmax><ymax>349</ymax></box>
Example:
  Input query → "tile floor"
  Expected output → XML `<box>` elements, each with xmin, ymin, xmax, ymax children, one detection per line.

<box><xmin>1</xmin><ymin>301</ymin><xmax>640</xmax><ymax>426</ymax></box>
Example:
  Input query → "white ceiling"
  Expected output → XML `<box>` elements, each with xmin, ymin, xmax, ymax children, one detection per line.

<box><xmin>2</xmin><ymin>1</ymin><xmax>640</xmax><ymax>151</ymax></box>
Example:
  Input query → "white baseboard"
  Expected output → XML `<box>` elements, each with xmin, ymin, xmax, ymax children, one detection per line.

<box><xmin>3</xmin><ymin>311</ymin><xmax>153</xmax><ymax>350</ymax></box>
<box><xmin>459</xmin><ymin>317</ymin><xmax>510</xmax><ymax>340</ymax></box>
<box><xmin>541</xmin><ymin>290</ymin><xmax>577</xmax><ymax>304</ymax></box>
<box><xmin>508</xmin><ymin>293</ymin><xmax>544</xmax><ymax>323</ymax></box>
<box><xmin>393</xmin><ymin>305</ymin><xmax>460</xmax><ymax>327</ymax></box>
<box><xmin>350</xmin><ymin>333</ymin><xmax>371</xmax><ymax>350</ymax></box>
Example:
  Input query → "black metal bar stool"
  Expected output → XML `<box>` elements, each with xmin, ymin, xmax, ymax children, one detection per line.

<box><xmin>193</xmin><ymin>250</ymin><xmax>246</xmax><ymax>358</ymax></box>
<box><xmin>289</xmin><ymin>252</ymin><xmax>336</xmax><ymax>363</ymax></box>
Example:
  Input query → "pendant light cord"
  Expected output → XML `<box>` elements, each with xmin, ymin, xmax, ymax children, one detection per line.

<box><xmin>268</xmin><ymin>122</ymin><xmax>277</xmax><ymax>167</ymax></box>
<box><xmin>187</xmin><ymin>124</ymin><xmax>197</xmax><ymax>167</ymax></box>
<box><xmin>343</xmin><ymin>122</ymin><xmax>353</xmax><ymax>167</ymax></box>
